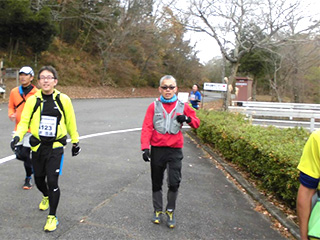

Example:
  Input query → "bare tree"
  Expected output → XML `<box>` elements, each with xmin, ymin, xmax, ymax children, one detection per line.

<box><xmin>277</xmin><ymin>36</ymin><xmax>320</xmax><ymax>102</ymax></box>
<box><xmin>178</xmin><ymin>0</ymin><xmax>320</xmax><ymax>108</ymax></box>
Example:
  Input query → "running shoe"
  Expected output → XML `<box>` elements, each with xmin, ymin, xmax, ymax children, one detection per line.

<box><xmin>23</xmin><ymin>177</ymin><xmax>32</xmax><ymax>190</ymax></box>
<box><xmin>44</xmin><ymin>215</ymin><xmax>59</xmax><ymax>232</ymax></box>
<box><xmin>166</xmin><ymin>210</ymin><xmax>176</xmax><ymax>228</ymax></box>
<box><xmin>39</xmin><ymin>196</ymin><xmax>49</xmax><ymax>211</ymax></box>
<box><xmin>152</xmin><ymin>211</ymin><xmax>162</xmax><ymax>224</ymax></box>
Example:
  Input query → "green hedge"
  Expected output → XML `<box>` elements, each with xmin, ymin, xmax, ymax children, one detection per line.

<box><xmin>195</xmin><ymin>109</ymin><xmax>310</xmax><ymax>208</ymax></box>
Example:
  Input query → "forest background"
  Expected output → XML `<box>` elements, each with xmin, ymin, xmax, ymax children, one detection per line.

<box><xmin>0</xmin><ymin>0</ymin><xmax>319</xmax><ymax>104</ymax></box>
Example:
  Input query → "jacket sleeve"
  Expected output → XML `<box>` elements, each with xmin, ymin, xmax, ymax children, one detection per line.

<box><xmin>184</xmin><ymin>103</ymin><xmax>200</xmax><ymax>129</ymax></box>
<box><xmin>14</xmin><ymin>96</ymin><xmax>36</xmax><ymax>140</ymax></box>
<box><xmin>61</xmin><ymin>94</ymin><xmax>79</xmax><ymax>144</ymax></box>
<box><xmin>141</xmin><ymin>103</ymin><xmax>155</xmax><ymax>150</ymax></box>
<box><xmin>196</xmin><ymin>91</ymin><xmax>202</xmax><ymax>101</ymax></box>
<box><xmin>8</xmin><ymin>90</ymin><xmax>16</xmax><ymax>118</ymax></box>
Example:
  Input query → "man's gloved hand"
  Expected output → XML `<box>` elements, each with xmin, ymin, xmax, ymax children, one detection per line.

<box><xmin>72</xmin><ymin>142</ymin><xmax>81</xmax><ymax>156</ymax></box>
<box><xmin>142</xmin><ymin>149</ymin><xmax>151</xmax><ymax>162</ymax></box>
<box><xmin>176</xmin><ymin>115</ymin><xmax>191</xmax><ymax>124</ymax></box>
<box><xmin>10</xmin><ymin>136</ymin><xmax>20</xmax><ymax>151</ymax></box>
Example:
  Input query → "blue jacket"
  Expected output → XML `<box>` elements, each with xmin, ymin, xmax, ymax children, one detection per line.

<box><xmin>190</xmin><ymin>91</ymin><xmax>201</xmax><ymax>109</ymax></box>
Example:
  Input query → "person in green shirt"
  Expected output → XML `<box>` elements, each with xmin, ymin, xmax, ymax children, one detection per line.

<box><xmin>297</xmin><ymin>130</ymin><xmax>320</xmax><ymax>240</ymax></box>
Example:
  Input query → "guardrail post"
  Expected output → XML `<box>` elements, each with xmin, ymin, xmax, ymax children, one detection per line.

<box><xmin>246</xmin><ymin>114</ymin><xmax>253</xmax><ymax>124</ymax></box>
<box><xmin>310</xmin><ymin>118</ymin><xmax>315</xmax><ymax>132</ymax></box>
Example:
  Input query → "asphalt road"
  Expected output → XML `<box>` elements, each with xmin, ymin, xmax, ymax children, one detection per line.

<box><xmin>0</xmin><ymin>98</ymin><xmax>286</xmax><ymax>239</ymax></box>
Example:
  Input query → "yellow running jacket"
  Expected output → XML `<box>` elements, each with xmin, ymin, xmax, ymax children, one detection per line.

<box><xmin>14</xmin><ymin>89</ymin><xmax>79</xmax><ymax>152</ymax></box>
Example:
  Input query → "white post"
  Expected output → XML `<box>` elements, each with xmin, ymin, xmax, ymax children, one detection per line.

<box><xmin>311</xmin><ymin>117</ymin><xmax>315</xmax><ymax>132</ymax></box>
<box><xmin>0</xmin><ymin>60</ymin><xmax>4</xmax><ymax>99</ymax></box>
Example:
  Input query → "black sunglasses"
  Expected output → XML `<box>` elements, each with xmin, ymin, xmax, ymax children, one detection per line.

<box><xmin>160</xmin><ymin>86</ymin><xmax>176</xmax><ymax>90</ymax></box>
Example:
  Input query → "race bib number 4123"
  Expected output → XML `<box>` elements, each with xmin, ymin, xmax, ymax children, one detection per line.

<box><xmin>39</xmin><ymin>115</ymin><xmax>57</xmax><ymax>137</ymax></box>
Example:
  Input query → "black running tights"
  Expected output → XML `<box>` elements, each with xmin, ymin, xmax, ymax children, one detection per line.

<box><xmin>24</xmin><ymin>154</ymin><xmax>33</xmax><ymax>177</ymax></box>
<box><xmin>34</xmin><ymin>175</ymin><xmax>60</xmax><ymax>216</ymax></box>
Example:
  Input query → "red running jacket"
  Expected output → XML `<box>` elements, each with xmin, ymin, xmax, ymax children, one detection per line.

<box><xmin>141</xmin><ymin>99</ymin><xmax>200</xmax><ymax>150</ymax></box>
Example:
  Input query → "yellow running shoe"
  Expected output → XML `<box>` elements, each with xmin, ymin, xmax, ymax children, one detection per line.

<box><xmin>166</xmin><ymin>210</ymin><xmax>176</xmax><ymax>228</ymax></box>
<box><xmin>44</xmin><ymin>215</ymin><xmax>59</xmax><ymax>232</ymax></box>
<box><xmin>152</xmin><ymin>211</ymin><xmax>162</xmax><ymax>224</ymax></box>
<box><xmin>39</xmin><ymin>196</ymin><xmax>49</xmax><ymax>211</ymax></box>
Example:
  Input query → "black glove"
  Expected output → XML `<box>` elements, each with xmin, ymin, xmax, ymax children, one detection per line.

<box><xmin>72</xmin><ymin>142</ymin><xmax>81</xmax><ymax>156</ymax></box>
<box><xmin>10</xmin><ymin>136</ymin><xmax>20</xmax><ymax>151</ymax></box>
<box><xmin>176</xmin><ymin>115</ymin><xmax>191</xmax><ymax>124</ymax></box>
<box><xmin>142</xmin><ymin>149</ymin><xmax>151</xmax><ymax>162</ymax></box>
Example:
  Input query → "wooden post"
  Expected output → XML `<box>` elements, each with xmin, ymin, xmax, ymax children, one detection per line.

<box><xmin>0</xmin><ymin>60</ymin><xmax>4</xmax><ymax>99</ymax></box>
<box><xmin>16</xmin><ymin>69</ymin><xmax>19</xmax><ymax>87</ymax></box>
<box><xmin>0</xmin><ymin>60</ymin><xmax>3</xmax><ymax>84</ymax></box>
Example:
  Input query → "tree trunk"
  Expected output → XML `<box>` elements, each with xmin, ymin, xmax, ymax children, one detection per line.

<box><xmin>269</xmin><ymin>78</ymin><xmax>282</xmax><ymax>102</ymax></box>
<box><xmin>221</xmin><ymin>56</ymin><xmax>227</xmax><ymax>110</ymax></box>
<box><xmin>292</xmin><ymin>65</ymin><xmax>300</xmax><ymax>103</ymax></box>
<box><xmin>34</xmin><ymin>53</ymin><xmax>38</xmax><ymax>68</ymax></box>
<box><xmin>293</xmin><ymin>85</ymin><xmax>300</xmax><ymax>103</ymax></box>
<box><xmin>8</xmin><ymin>37</ymin><xmax>13</xmax><ymax>62</ymax></box>
<box><xmin>252</xmin><ymin>76</ymin><xmax>257</xmax><ymax>101</ymax></box>
<box><xmin>14</xmin><ymin>40</ymin><xmax>19</xmax><ymax>54</ymax></box>
<box><xmin>224</xmin><ymin>62</ymin><xmax>239</xmax><ymax>110</ymax></box>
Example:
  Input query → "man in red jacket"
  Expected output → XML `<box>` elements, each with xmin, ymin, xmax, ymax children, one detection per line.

<box><xmin>8</xmin><ymin>66</ymin><xmax>38</xmax><ymax>189</ymax></box>
<box><xmin>141</xmin><ymin>75</ymin><xmax>200</xmax><ymax>228</ymax></box>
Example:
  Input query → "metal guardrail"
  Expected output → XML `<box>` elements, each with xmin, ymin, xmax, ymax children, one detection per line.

<box><xmin>229</xmin><ymin>101</ymin><xmax>320</xmax><ymax>132</ymax></box>
<box><xmin>232</xmin><ymin>101</ymin><xmax>320</xmax><ymax>110</ymax></box>
<box><xmin>249</xmin><ymin>118</ymin><xmax>320</xmax><ymax>131</ymax></box>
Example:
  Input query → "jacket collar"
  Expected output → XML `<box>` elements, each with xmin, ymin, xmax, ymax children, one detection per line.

<box><xmin>35</xmin><ymin>89</ymin><xmax>60</xmax><ymax>99</ymax></box>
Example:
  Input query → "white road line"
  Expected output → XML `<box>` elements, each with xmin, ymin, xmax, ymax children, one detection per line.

<box><xmin>0</xmin><ymin>155</ymin><xmax>17</xmax><ymax>165</ymax></box>
<box><xmin>1</xmin><ymin>126</ymin><xmax>190</xmax><ymax>165</ymax></box>
<box><xmin>77</xmin><ymin>127</ymin><xmax>142</xmax><ymax>141</ymax></box>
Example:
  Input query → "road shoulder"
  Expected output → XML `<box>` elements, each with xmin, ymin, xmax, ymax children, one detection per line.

<box><xmin>186</xmin><ymin>130</ymin><xmax>300</xmax><ymax>239</ymax></box>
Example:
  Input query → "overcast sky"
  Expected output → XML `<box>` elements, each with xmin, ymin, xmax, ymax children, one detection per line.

<box><xmin>186</xmin><ymin>0</ymin><xmax>320</xmax><ymax>64</ymax></box>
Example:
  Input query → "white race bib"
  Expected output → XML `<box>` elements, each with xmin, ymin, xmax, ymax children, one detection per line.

<box><xmin>190</xmin><ymin>93</ymin><xmax>196</xmax><ymax>101</ymax></box>
<box><xmin>39</xmin><ymin>115</ymin><xmax>57</xmax><ymax>137</ymax></box>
